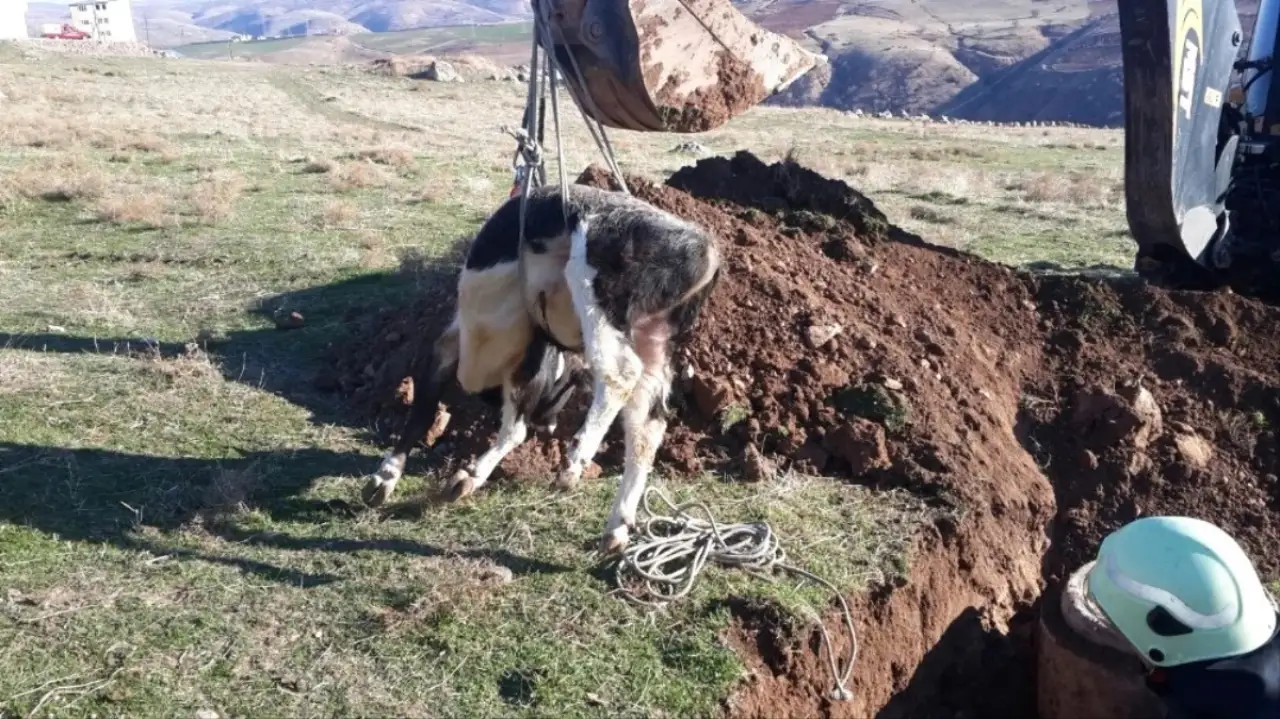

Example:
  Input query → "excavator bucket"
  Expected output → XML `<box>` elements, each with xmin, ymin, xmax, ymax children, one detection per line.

<box><xmin>1117</xmin><ymin>0</ymin><xmax>1241</xmax><ymax>266</ymax></box>
<box><xmin>539</xmin><ymin>0</ymin><xmax>824</xmax><ymax>133</ymax></box>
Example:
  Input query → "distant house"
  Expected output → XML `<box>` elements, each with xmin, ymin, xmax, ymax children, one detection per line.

<box><xmin>0</xmin><ymin>0</ymin><xmax>29</xmax><ymax>40</ymax></box>
<box><xmin>68</xmin><ymin>0</ymin><xmax>136</xmax><ymax>42</ymax></box>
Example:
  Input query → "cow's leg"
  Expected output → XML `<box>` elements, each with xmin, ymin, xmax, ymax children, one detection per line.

<box><xmin>445</xmin><ymin>375</ymin><xmax>528</xmax><ymax>500</ymax></box>
<box><xmin>555</xmin><ymin>217</ymin><xmax>642</xmax><ymax>489</ymax></box>
<box><xmin>602</xmin><ymin>316</ymin><xmax>673</xmax><ymax>553</ymax></box>
<box><xmin>529</xmin><ymin>353</ymin><xmax>577</xmax><ymax>435</ymax></box>
<box><xmin>364</xmin><ymin>322</ymin><xmax>460</xmax><ymax>506</ymax></box>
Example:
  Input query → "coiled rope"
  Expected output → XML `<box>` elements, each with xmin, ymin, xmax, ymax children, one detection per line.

<box><xmin>614</xmin><ymin>487</ymin><xmax>857</xmax><ymax>702</ymax></box>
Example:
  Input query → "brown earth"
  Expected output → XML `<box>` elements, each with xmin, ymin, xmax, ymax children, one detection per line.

<box><xmin>652</xmin><ymin>51</ymin><xmax>770</xmax><ymax>133</ymax></box>
<box><xmin>320</xmin><ymin>152</ymin><xmax>1280</xmax><ymax>716</ymax></box>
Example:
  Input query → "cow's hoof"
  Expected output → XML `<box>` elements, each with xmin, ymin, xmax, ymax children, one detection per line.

<box><xmin>446</xmin><ymin>469</ymin><xmax>477</xmax><ymax>501</ymax></box>
<box><xmin>554</xmin><ymin>466</ymin><xmax>580</xmax><ymax>491</ymax></box>
<box><xmin>362</xmin><ymin>473</ymin><xmax>398</xmax><ymax>507</ymax></box>
<box><xmin>600</xmin><ymin>526</ymin><xmax>630</xmax><ymax>556</ymax></box>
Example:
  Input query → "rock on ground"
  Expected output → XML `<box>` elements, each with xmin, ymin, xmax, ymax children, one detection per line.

<box><xmin>423</xmin><ymin>60</ymin><xmax>461</xmax><ymax>82</ymax></box>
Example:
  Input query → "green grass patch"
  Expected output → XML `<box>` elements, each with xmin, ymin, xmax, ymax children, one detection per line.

<box><xmin>1</xmin><ymin>448</ymin><xmax>926</xmax><ymax>717</ymax></box>
<box><xmin>719</xmin><ymin>403</ymin><xmax>751</xmax><ymax>433</ymax></box>
<box><xmin>829</xmin><ymin>384</ymin><xmax>912</xmax><ymax>435</ymax></box>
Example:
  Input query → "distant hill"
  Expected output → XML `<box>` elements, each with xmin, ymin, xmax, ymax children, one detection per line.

<box><xmin>935</xmin><ymin>1</ymin><xmax>1260</xmax><ymax>126</ymax></box>
<box><xmin>189</xmin><ymin>6</ymin><xmax>368</xmax><ymax>38</ymax></box>
<box><xmin>154</xmin><ymin>0</ymin><xmax>1265</xmax><ymax>127</ymax></box>
<box><xmin>161</xmin><ymin>0</ymin><xmax>1096</xmax><ymax>112</ymax></box>
<box><xmin>934</xmin><ymin>13</ymin><xmax>1125</xmax><ymax>125</ymax></box>
<box><xmin>28</xmin><ymin>0</ymin><xmax>531</xmax><ymax>48</ymax></box>
<box><xmin>26</xmin><ymin>1</ymin><xmax>237</xmax><ymax>46</ymax></box>
<box><xmin>761</xmin><ymin>0</ymin><xmax>1097</xmax><ymax>115</ymax></box>
<box><xmin>150</xmin><ymin>0</ymin><xmax>530</xmax><ymax>41</ymax></box>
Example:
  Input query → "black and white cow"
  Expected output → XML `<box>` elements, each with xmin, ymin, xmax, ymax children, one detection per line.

<box><xmin>364</xmin><ymin>183</ymin><xmax>721</xmax><ymax>553</ymax></box>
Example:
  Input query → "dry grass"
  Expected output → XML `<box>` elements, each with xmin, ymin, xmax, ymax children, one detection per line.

<box><xmin>9</xmin><ymin>159</ymin><xmax>108</xmax><ymax>203</ymax></box>
<box><xmin>908</xmin><ymin>145</ymin><xmax>989</xmax><ymax>162</ymax></box>
<box><xmin>1013</xmin><ymin>171</ymin><xmax>1114</xmax><ymax>206</ymax></box>
<box><xmin>93</xmin><ymin>193</ymin><xmax>177</xmax><ymax>228</ymax></box>
<box><xmin>142</xmin><ymin>343</ymin><xmax>223</xmax><ymax>383</ymax></box>
<box><xmin>320</xmin><ymin>199</ymin><xmax>359</xmax><ymax>228</ymax></box>
<box><xmin>909</xmin><ymin>205</ymin><xmax>956</xmax><ymax>224</ymax></box>
<box><xmin>1</xmin><ymin>113</ymin><xmax>182</xmax><ymax>165</ymax></box>
<box><xmin>1</xmin><ymin>114</ymin><xmax>82</xmax><ymax>150</ymax></box>
<box><xmin>355</xmin><ymin>145</ymin><xmax>415</xmax><ymax>169</ymax></box>
<box><xmin>302</xmin><ymin>158</ymin><xmax>335</xmax><ymax>174</ymax></box>
<box><xmin>187</xmin><ymin>171</ymin><xmax>246</xmax><ymax>224</ymax></box>
<box><xmin>410</xmin><ymin>184</ymin><xmax>446</xmax><ymax>204</ymax></box>
<box><xmin>0</xmin><ymin>352</ymin><xmax>69</xmax><ymax>395</ymax></box>
<box><xmin>356</xmin><ymin>230</ymin><xmax>394</xmax><ymax>269</ymax></box>
<box><xmin>124</xmin><ymin>134</ymin><xmax>172</xmax><ymax>154</ymax></box>
<box><xmin>328</xmin><ymin>161</ymin><xmax>390</xmax><ymax>191</ymax></box>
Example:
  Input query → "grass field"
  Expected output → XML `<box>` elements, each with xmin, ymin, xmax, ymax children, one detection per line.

<box><xmin>352</xmin><ymin>22</ymin><xmax>533</xmax><ymax>55</ymax></box>
<box><xmin>176</xmin><ymin>35</ymin><xmax>313</xmax><ymax>60</ymax></box>
<box><xmin>0</xmin><ymin>47</ymin><xmax>1129</xmax><ymax>717</ymax></box>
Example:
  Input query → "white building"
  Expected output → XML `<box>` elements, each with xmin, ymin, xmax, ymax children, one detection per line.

<box><xmin>69</xmin><ymin>0</ymin><xmax>136</xmax><ymax>42</ymax></box>
<box><xmin>0</xmin><ymin>0</ymin><xmax>29</xmax><ymax>40</ymax></box>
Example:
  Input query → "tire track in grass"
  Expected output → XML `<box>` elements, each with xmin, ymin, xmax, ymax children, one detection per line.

<box><xmin>268</xmin><ymin>73</ymin><xmax>422</xmax><ymax>134</ymax></box>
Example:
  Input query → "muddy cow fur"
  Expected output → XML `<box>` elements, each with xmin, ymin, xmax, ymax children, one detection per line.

<box><xmin>364</xmin><ymin>183</ymin><xmax>721</xmax><ymax>552</ymax></box>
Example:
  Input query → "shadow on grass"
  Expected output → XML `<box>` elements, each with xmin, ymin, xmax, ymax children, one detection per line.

<box><xmin>0</xmin><ymin>262</ymin><xmax>454</xmax><ymax>437</ymax></box>
<box><xmin>0</xmin><ymin>252</ymin><xmax>545</xmax><ymax>584</ymax></box>
<box><xmin>0</xmin><ymin>441</ymin><xmax>569</xmax><ymax>586</ymax></box>
<box><xmin>1022</xmin><ymin>260</ymin><xmax>1134</xmax><ymax>280</ymax></box>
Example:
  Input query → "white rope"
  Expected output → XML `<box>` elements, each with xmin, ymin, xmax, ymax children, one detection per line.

<box><xmin>615</xmin><ymin>486</ymin><xmax>857</xmax><ymax>702</ymax></box>
<box><xmin>533</xmin><ymin>7</ymin><xmax>571</xmax><ymax>210</ymax></box>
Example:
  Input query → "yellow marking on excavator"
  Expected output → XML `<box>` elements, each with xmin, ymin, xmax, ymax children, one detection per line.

<box><xmin>1173</xmin><ymin>0</ymin><xmax>1204</xmax><ymax>125</ymax></box>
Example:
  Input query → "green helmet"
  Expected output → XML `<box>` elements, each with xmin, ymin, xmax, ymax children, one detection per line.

<box><xmin>1087</xmin><ymin>516</ymin><xmax>1277</xmax><ymax>667</ymax></box>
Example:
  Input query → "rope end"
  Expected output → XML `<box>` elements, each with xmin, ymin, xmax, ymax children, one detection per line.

<box><xmin>829</xmin><ymin>686</ymin><xmax>853</xmax><ymax>702</ymax></box>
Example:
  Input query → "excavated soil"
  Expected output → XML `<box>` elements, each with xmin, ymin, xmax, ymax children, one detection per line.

<box><xmin>320</xmin><ymin>152</ymin><xmax>1280</xmax><ymax>717</ymax></box>
<box><xmin>652</xmin><ymin>51</ymin><xmax>770</xmax><ymax>133</ymax></box>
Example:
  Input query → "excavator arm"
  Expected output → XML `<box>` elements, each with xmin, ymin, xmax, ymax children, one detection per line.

<box><xmin>1119</xmin><ymin>0</ymin><xmax>1243</xmax><ymax>271</ymax></box>
<box><xmin>536</xmin><ymin>0</ymin><xmax>824</xmax><ymax>133</ymax></box>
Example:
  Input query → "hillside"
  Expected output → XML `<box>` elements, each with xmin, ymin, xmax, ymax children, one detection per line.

<box><xmin>937</xmin><ymin>0</ymin><xmax>1261</xmax><ymax>125</ymax></box>
<box><xmin>26</xmin><ymin>1</ymin><xmax>238</xmax><ymax>47</ymax></box>
<box><xmin>26</xmin><ymin>0</ymin><xmax>531</xmax><ymax>48</ymax></box>
<box><xmin>935</xmin><ymin>13</ymin><xmax>1125</xmax><ymax>125</ymax></box>
<box><xmin>161</xmin><ymin>0</ymin><xmax>529</xmax><ymax>39</ymax></box>
<box><xmin>762</xmin><ymin>0</ymin><xmax>1098</xmax><ymax>115</ymax></box>
<box><xmin>160</xmin><ymin>0</ymin><xmax>1115</xmax><ymax>123</ymax></box>
<box><xmin>154</xmin><ymin>0</ymin><xmax>1259</xmax><ymax>125</ymax></box>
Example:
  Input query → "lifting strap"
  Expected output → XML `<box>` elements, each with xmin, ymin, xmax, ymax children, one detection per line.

<box><xmin>507</xmin><ymin>0</ymin><xmax>630</xmax><ymax>217</ymax></box>
<box><xmin>505</xmin><ymin>0</ymin><xmax>631</xmax><ymax>347</ymax></box>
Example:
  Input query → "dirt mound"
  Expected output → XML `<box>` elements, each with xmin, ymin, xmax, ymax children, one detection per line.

<box><xmin>320</xmin><ymin>152</ymin><xmax>1280</xmax><ymax>716</ymax></box>
<box><xmin>1024</xmin><ymin>277</ymin><xmax>1280</xmax><ymax>579</ymax></box>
